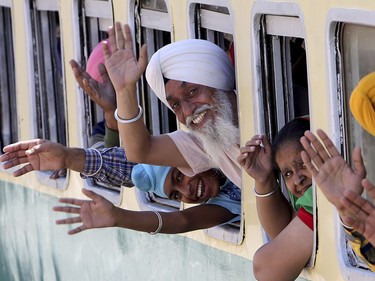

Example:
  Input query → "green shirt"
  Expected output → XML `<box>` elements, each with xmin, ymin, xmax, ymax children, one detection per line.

<box><xmin>289</xmin><ymin>186</ymin><xmax>313</xmax><ymax>215</ymax></box>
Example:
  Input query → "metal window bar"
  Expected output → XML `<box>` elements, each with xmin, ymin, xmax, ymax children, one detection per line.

<box><xmin>0</xmin><ymin>7</ymin><xmax>17</xmax><ymax>149</ymax></box>
<box><xmin>80</xmin><ymin>0</ymin><xmax>113</xmax><ymax>143</ymax></box>
<box><xmin>136</xmin><ymin>0</ymin><xmax>178</xmax><ymax>208</ymax></box>
<box><xmin>31</xmin><ymin>3</ymin><xmax>65</xmax><ymax>144</ymax></box>
<box><xmin>138</xmin><ymin>1</ymin><xmax>175</xmax><ymax>135</ymax></box>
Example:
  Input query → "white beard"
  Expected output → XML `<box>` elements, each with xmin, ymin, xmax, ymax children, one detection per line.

<box><xmin>186</xmin><ymin>90</ymin><xmax>239</xmax><ymax>167</ymax></box>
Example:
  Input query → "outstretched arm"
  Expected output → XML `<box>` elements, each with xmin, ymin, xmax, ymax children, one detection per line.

<box><xmin>69</xmin><ymin>59</ymin><xmax>118</xmax><ymax>131</ymax></box>
<box><xmin>54</xmin><ymin>189</ymin><xmax>236</xmax><ymax>235</ymax></box>
<box><xmin>340</xmin><ymin>179</ymin><xmax>375</xmax><ymax>245</ymax></box>
<box><xmin>238</xmin><ymin>135</ymin><xmax>292</xmax><ymax>238</ymax></box>
<box><xmin>0</xmin><ymin>139</ymin><xmax>85</xmax><ymax>177</ymax></box>
<box><xmin>102</xmin><ymin>22</ymin><xmax>189</xmax><ymax>169</ymax></box>
<box><xmin>300</xmin><ymin>129</ymin><xmax>366</xmax><ymax>224</ymax></box>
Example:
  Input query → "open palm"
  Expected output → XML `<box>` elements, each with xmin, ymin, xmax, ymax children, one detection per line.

<box><xmin>104</xmin><ymin>22</ymin><xmax>148</xmax><ymax>92</ymax></box>
<box><xmin>54</xmin><ymin>189</ymin><xmax>117</xmax><ymax>235</ymax></box>
<box><xmin>70</xmin><ymin>59</ymin><xmax>117</xmax><ymax>113</ymax></box>
<box><xmin>0</xmin><ymin>139</ymin><xmax>67</xmax><ymax>176</ymax></box>
<box><xmin>238</xmin><ymin>135</ymin><xmax>274</xmax><ymax>183</ymax></box>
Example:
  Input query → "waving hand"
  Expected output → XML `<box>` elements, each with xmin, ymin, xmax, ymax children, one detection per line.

<box><xmin>103</xmin><ymin>22</ymin><xmax>148</xmax><ymax>92</ymax></box>
<box><xmin>0</xmin><ymin>139</ymin><xmax>68</xmax><ymax>177</ymax></box>
<box><xmin>238</xmin><ymin>134</ymin><xmax>274</xmax><ymax>184</ymax></box>
<box><xmin>53</xmin><ymin>189</ymin><xmax>117</xmax><ymax>235</ymax></box>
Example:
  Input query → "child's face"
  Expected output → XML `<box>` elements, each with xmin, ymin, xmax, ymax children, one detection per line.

<box><xmin>163</xmin><ymin>168</ymin><xmax>222</xmax><ymax>203</ymax></box>
<box><xmin>275</xmin><ymin>142</ymin><xmax>312</xmax><ymax>198</ymax></box>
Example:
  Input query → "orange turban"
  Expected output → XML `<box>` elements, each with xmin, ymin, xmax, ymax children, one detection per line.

<box><xmin>350</xmin><ymin>72</ymin><xmax>375</xmax><ymax>137</ymax></box>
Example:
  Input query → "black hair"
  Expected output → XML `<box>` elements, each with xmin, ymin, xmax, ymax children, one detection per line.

<box><xmin>163</xmin><ymin>76</ymin><xmax>169</xmax><ymax>85</ymax></box>
<box><xmin>271</xmin><ymin>117</ymin><xmax>310</xmax><ymax>167</ymax></box>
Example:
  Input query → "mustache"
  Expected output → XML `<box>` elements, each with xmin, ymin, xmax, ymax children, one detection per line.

<box><xmin>185</xmin><ymin>104</ymin><xmax>213</xmax><ymax>127</ymax></box>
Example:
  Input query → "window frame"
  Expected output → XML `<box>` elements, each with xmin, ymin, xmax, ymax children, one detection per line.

<box><xmin>252</xmin><ymin>5</ymin><xmax>316</xmax><ymax>267</ymax></box>
<box><xmin>29</xmin><ymin>0</ymin><xmax>68</xmax><ymax>190</ymax></box>
<box><xmin>0</xmin><ymin>5</ymin><xmax>17</xmax><ymax>150</ymax></box>
<box><xmin>78</xmin><ymin>0</ymin><xmax>131</xmax><ymax>204</ymax></box>
<box><xmin>327</xmin><ymin>8</ymin><xmax>375</xmax><ymax>278</ymax></box>
<box><xmin>0</xmin><ymin>0</ymin><xmax>11</xmax><ymax>7</ymax></box>
<box><xmin>79</xmin><ymin>0</ymin><xmax>113</xmax><ymax>143</ymax></box>
<box><xmin>132</xmin><ymin>0</ymin><xmax>180</xmax><ymax>212</ymax></box>
<box><xmin>187</xmin><ymin>1</ymin><xmax>243</xmax><ymax>245</ymax></box>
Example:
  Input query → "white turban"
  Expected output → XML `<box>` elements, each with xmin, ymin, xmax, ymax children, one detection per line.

<box><xmin>145</xmin><ymin>39</ymin><xmax>235</xmax><ymax>109</ymax></box>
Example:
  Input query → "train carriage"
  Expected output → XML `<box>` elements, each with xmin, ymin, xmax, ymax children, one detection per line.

<box><xmin>0</xmin><ymin>0</ymin><xmax>375</xmax><ymax>280</ymax></box>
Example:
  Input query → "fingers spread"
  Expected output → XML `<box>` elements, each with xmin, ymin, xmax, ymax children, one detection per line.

<box><xmin>342</xmin><ymin>189</ymin><xmax>373</xmax><ymax>216</ymax></box>
<box><xmin>138</xmin><ymin>44</ymin><xmax>148</xmax><ymax>74</ymax></box>
<box><xmin>123</xmin><ymin>24</ymin><xmax>133</xmax><ymax>50</ymax></box>
<box><xmin>300</xmin><ymin>133</ymin><xmax>324</xmax><ymax>168</ymax></box>
<box><xmin>56</xmin><ymin>198</ymin><xmax>83</xmax><ymax>208</ymax></box>
<box><xmin>81</xmin><ymin>188</ymin><xmax>101</xmax><ymax>201</ymax></box>
<box><xmin>352</xmin><ymin>147</ymin><xmax>366</xmax><ymax>179</ymax></box>
<box><xmin>363</xmin><ymin>179</ymin><xmax>375</xmax><ymax>200</ymax></box>
<box><xmin>115</xmin><ymin>22</ymin><xmax>125</xmax><ymax>49</ymax></box>
<box><xmin>55</xmin><ymin>216</ymin><xmax>82</xmax><ymax>225</ymax></box>
<box><xmin>105</xmin><ymin>27</ymin><xmax>117</xmax><ymax>57</ymax></box>
<box><xmin>98</xmin><ymin>63</ymin><xmax>109</xmax><ymax>81</ymax></box>
<box><xmin>301</xmin><ymin>150</ymin><xmax>318</xmax><ymax>178</ymax></box>
<box><xmin>316</xmin><ymin>129</ymin><xmax>340</xmax><ymax>158</ymax></box>
<box><xmin>13</xmin><ymin>164</ymin><xmax>34</xmax><ymax>177</ymax></box>
<box><xmin>67</xmin><ymin>225</ymin><xmax>86</xmax><ymax>235</ymax></box>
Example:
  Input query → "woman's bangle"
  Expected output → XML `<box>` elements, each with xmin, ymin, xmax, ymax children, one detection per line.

<box><xmin>149</xmin><ymin>210</ymin><xmax>163</xmax><ymax>235</ymax></box>
<box><xmin>253</xmin><ymin>184</ymin><xmax>279</xmax><ymax>198</ymax></box>
<box><xmin>114</xmin><ymin>105</ymin><xmax>143</xmax><ymax>124</ymax></box>
<box><xmin>339</xmin><ymin>216</ymin><xmax>354</xmax><ymax>230</ymax></box>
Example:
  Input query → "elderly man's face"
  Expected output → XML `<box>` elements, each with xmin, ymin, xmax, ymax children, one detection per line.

<box><xmin>165</xmin><ymin>80</ymin><xmax>220</xmax><ymax>130</ymax></box>
<box><xmin>165</xmin><ymin>79</ymin><xmax>239</xmax><ymax>159</ymax></box>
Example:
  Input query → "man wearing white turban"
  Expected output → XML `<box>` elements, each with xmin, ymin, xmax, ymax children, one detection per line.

<box><xmin>103</xmin><ymin>22</ymin><xmax>241</xmax><ymax>187</ymax></box>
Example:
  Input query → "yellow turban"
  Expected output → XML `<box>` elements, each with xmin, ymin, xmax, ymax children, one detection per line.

<box><xmin>350</xmin><ymin>72</ymin><xmax>375</xmax><ymax>137</ymax></box>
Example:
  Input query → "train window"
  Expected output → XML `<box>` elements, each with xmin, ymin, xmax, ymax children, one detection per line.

<box><xmin>257</xmin><ymin>15</ymin><xmax>309</xmax><ymax>139</ymax></box>
<box><xmin>141</xmin><ymin>0</ymin><xmax>167</xmax><ymax>12</ymax></box>
<box><xmin>192</xmin><ymin>3</ymin><xmax>234</xmax><ymax>70</ymax></box>
<box><xmin>254</xmin><ymin>14</ymin><xmax>315</xmax><ymax>267</ymax></box>
<box><xmin>341</xmin><ymin>24</ymin><xmax>375</xmax><ymax>188</ymax></box>
<box><xmin>188</xmin><ymin>2</ymin><xmax>243</xmax><ymax>244</ymax></box>
<box><xmin>333</xmin><ymin>22</ymin><xmax>375</xmax><ymax>275</ymax></box>
<box><xmin>137</xmin><ymin>0</ymin><xmax>175</xmax><ymax>136</ymax></box>
<box><xmin>133</xmin><ymin>0</ymin><xmax>179</xmax><ymax>211</ymax></box>
<box><xmin>0</xmin><ymin>5</ymin><xmax>17</xmax><ymax>151</ymax></box>
<box><xmin>80</xmin><ymin>0</ymin><xmax>113</xmax><ymax>144</ymax></box>
<box><xmin>30</xmin><ymin>0</ymin><xmax>66</xmax><ymax>145</ymax></box>
<box><xmin>29</xmin><ymin>0</ymin><xmax>69</xmax><ymax>190</ymax></box>
<box><xmin>77</xmin><ymin>0</ymin><xmax>124</xmax><ymax>204</ymax></box>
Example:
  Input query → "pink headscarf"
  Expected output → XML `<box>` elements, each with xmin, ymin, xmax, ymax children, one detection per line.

<box><xmin>86</xmin><ymin>41</ymin><xmax>110</xmax><ymax>83</ymax></box>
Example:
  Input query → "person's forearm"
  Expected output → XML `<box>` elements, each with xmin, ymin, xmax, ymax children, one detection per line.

<box><xmin>115</xmin><ymin>86</ymin><xmax>160</xmax><ymax>163</ymax></box>
<box><xmin>115</xmin><ymin>85</ymin><xmax>190</xmax><ymax>169</ymax></box>
<box><xmin>113</xmin><ymin>204</ymin><xmax>234</xmax><ymax>234</ymax></box>
<box><xmin>255</xmin><ymin>178</ymin><xmax>292</xmax><ymax>238</ymax></box>
<box><xmin>113</xmin><ymin>208</ymin><xmax>190</xmax><ymax>234</ymax></box>
<box><xmin>64</xmin><ymin>148</ymin><xmax>86</xmax><ymax>172</ymax></box>
<box><xmin>104</xmin><ymin>110</ymin><xmax>118</xmax><ymax>131</ymax></box>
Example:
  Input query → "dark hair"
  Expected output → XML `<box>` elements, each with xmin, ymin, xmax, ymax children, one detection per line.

<box><xmin>271</xmin><ymin>118</ymin><xmax>310</xmax><ymax>165</ymax></box>
<box><xmin>163</xmin><ymin>76</ymin><xmax>170</xmax><ymax>85</ymax></box>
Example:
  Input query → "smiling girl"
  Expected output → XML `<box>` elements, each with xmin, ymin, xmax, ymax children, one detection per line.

<box><xmin>238</xmin><ymin>118</ymin><xmax>313</xmax><ymax>281</ymax></box>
